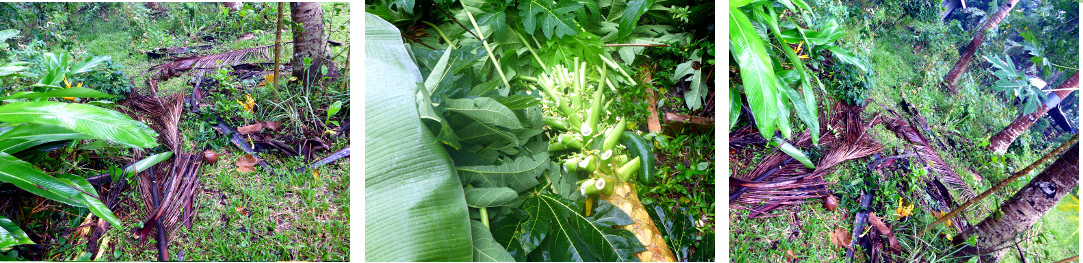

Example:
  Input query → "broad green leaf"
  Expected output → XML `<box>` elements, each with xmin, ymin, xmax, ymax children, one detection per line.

<box><xmin>491</xmin><ymin>209</ymin><xmax>546</xmax><ymax>261</ymax></box>
<box><xmin>446</xmin><ymin>97</ymin><xmax>525</xmax><ymax>129</ymax></box>
<box><xmin>0</xmin><ymin>62</ymin><xmax>29</xmax><ymax>78</ymax></box>
<box><xmin>730</xmin><ymin>7</ymin><xmax>779</xmax><ymax>140</ymax></box>
<box><xmin>0</xmin><ymin>152</ymin><xmax>84</xmax><ymax>207</ymax></box>
<box><xmin>70</xmin><ymin>55</ymin><xmax>110</xmax><ymax>75</ymax></box>
<box><xmin>0</xmin><ymin>29</ymin><xmax>17</xmax><ymax>43</ymax></box>
<box><xmin>0</xmin><ymin>216</ymin><xmax>33</xmax><ymax>250</ymax></box>
<box><xmin>0</xmin><ymin>87</ymin><xmax>116</xmax><ymax>100</ymax></box>
<box><xmin>465</xmin><ymin>187</ymin><xmax>519</xmax><ymax>207</ymax></box>
<box><xmin>55</xmin><ymin>174</ymin><xmax>120</xmax><ymax>227</ymax></box>
<box><xmin>0</xmin><ymin>124</ymin><xmax>90</xmax><ymax>144</ymax></box>
<box><xmin>457</xmin><ymin>120</ymin><xmax>520</xmax><ymax>146</ymax></box>
<box><xmin>0</xmin><ymin>102</ymin><xmax>158</xmax><ymax>149</ymax></box>
<box><xmin>826</xmin><ymin>46</ymin><xmax>868</xmax><ymax>72</ymax></box>
<box><xmin>124</xmin><ymin>151</ymin><xmax>173</xmax><ymax>179</ymax></box>
<box><xmin>458</xmin><ymin>152</ymin><xmax>548</xmax><ymax>193</ymax></box>
<box><xmin>525</xmin><ymin>193</ymin><xmax>644</xmax><ymax>262</ymax></box>
<box><xmin>618</xmin><ymin>0</ymin><xmax>652</xmax><ymax>40</ymax></box>
<box><xmin>729</xmin><ymin>86</ymin><xmax>741</xmax><ymax>130</ymax></box>
<box><xmin>494</xmin><ymin>95</ymin><xmax>541</xmax><ymax>110</ymax></box>
<box><xmin>672</xmin><ymin>49</ymin><xmax>706</xmax><ymax>110</ymax></box>
<box><xmin>424</xmin><ymin>45</ymin><xmax>455</xmax><ymax>94</ymax></box>
<box><xmin>520</xmin><ymin>0</ymin><xmax>582</xmax><ymax>39</ymax></box>
<box><xmin>365</xmin><ymin>13</ymin><xmax>472</xmax><ymax>262</ymax></box>
<box><xmin>774</xmin><ymin>137</ymin><xmax>815</xmax><ymax>168</ymax></box>
<box><xmin>779</xmin><ymin>80</ymin><xmax>819</xmax><ymax>146</ymax></box>
<box><xmin>471</xmin><ymin>220</ymin><xmax>516</xmax><ymax>261</ymax></box>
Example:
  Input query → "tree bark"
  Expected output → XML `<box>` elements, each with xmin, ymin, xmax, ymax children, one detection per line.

<box><xmin>942</xmin><ymin>0</ymin><xmax>1021</xmax><ymax>92</ymax></box>
<box><xmin>954</xmin><ymin>143</ymin><xmax>1078</xmax><ymax>262</ymax></box>
<box><xmin>988</xmin><ymin>72</ymin><xmax>1079</xmax><ymax>154</ymax></box>
<box><xmin>290</xmin><ymin>2</ymin><xmax>333</xmax><ymax>86</ymax></box>
<box><xmin>222</xmin><ymin>2</ymin><xmax>242</xmax><ymax>13</ymax></box>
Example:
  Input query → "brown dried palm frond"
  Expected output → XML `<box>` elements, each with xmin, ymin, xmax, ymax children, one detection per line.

<box><xmin>732</xmin><ymin>102</ymin><xmax>882</xmax><ymax>218</ymax></box>
<box><xmin>144</xmin><ymin>43</ymin><xmax>287</xmax><ymax>81</ymax></box>
<box><xmin>119</xmin><ymin>81</ymin><xmax>184</xmax><ymax>152</ymax></box>
<box><xmin>134</xmin><ymin>153</ymin><xmax>204</xmax><ymax>241</ymax></box>
<box><xmin>883</xmin><ymin>115</ymin><xmax>976</xmax><ymax>200</ymax></box>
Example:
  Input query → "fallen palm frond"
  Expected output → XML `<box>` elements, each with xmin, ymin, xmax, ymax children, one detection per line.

<box><xmin>732</xmin><ymin>102</ymin><xmax>882</xmax><ymax>218</ymax></box>
<box><xmin>143</xmin><ymin>43</ymin><xmax>284</xmax><ymax>82</ymax></box>
<box><xmin>132</xmin><ymin>153</ymin><xmax>203</xmax><ymax>255</ymax></box>
<box><xmin>120</xmin><ymin>81</ymin><xmax>183</xmax><ymax>152</ymax></box>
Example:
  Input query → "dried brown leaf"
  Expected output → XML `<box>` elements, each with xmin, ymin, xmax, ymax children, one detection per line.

<box><xmin>237</xmin><ymin>123</ymin><xmax>264</xmax><ymax>135</ymax></box>
<box><xmin>235</xmin><ymin>154</ymin><xmax>261</xmax><ymax>173</ymax></box>
<box><xmin>829</xmin><ymin>228</ymin><xmax>853</xmax><ymax>250</ymax></box>
<box><xmin>868</xmin><ymin>213</ymin><xmax>891</xmax><ymax>235</ymax></box>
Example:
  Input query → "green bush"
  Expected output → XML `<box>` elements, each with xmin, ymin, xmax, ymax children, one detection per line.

<box><xmin>825</xmin><ymin>61</ymin><xmax>873</xmax><ymax>106</ymax></box>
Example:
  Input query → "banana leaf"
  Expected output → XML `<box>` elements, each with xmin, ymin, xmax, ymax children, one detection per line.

<box><xmin>365</xmin><ymin>13</ymin><xmax>473</xmax><ymax>261</ymax></box>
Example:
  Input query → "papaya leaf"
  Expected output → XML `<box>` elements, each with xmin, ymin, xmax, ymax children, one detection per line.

<box><xmin>457</xmin><ymin>152</ymin><xmax>548</xmax><ymax>193</ymax></box>
<box><xmin>471</xmin><ymin>220</ymin><xmax>516</xmax><ymax>261</ymax></box>
<box><xmin>466</xmin><ymin>187</ymin><xmax>520</xmax><ymax>208</ymax></box>
<box><xmin>446</xmin><ymin>97</ymin><xmax>525</xmax><ymax>129</ymax></box>
<box><xmin>520</xmin><ymin>0</ymin><xmax>582</xmax><ymax>39</ymax></box>
<box><xmin>524</xmin><ymin>193</ymin><xmax>644</xmax><ymax>262</ymax></box>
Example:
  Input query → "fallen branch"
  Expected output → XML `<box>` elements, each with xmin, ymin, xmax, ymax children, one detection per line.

<box><xmin>214</xmin><ymin>121</ymin><xmax>275</xmax><ymax>174</ymax></box>
<box><xmin>293</xmin><ymin>146</ymin><xmax>350</xmax><ymax>173</ymax></box>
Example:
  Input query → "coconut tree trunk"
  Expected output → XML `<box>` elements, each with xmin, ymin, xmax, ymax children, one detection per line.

<box><xmin>988</xmin><ymin>72</ymin><xmax>1078</xmax><ymax>154</ymax></box>
<box><xmin>954</xmin><ymin>143</ymin><xmax>1078</xmax><ymax>261</ymax></box>
<box><xmin>942</xmin><ymin>0</ymin><xmax>1021</xmax><ymax>92</ymax></box>
<box><xmin>290</xmin><ymin>2</ymin><xmax>332</xmax><ymax>86</ymax></box>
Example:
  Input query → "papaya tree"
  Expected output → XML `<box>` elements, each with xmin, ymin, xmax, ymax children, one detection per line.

<box><xmin>987</xmin><ymin>72</ymin><xmax>1078</xmax><ymax>154</ymax></box>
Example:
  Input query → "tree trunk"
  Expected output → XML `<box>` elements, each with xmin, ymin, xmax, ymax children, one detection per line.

<box><xmin>954</xmin><ymin>143</ymin><xmax>1078</xmax><ymax>261</ymax></box>
<box><xmin>942</xmin><ymin>0</ymin><xmax>1021</xmax><ymax>92</ymax></box>
<box><xmin>290</xmin><ymin>2</ymin><xmax>333</xmax><ymax>86</ymax></box>
<box><xmin>222</xmin><ymin>2</ymin><xmax>242</xmax><ymax>13</ymax></box>
<box><xmin>988</xmin><ymin>72</ymin><xmax>1079</xmax><ymax>154</ymax></box>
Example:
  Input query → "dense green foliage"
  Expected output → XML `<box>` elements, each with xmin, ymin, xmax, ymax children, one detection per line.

<box><xmin>824</xmin><ymin>61</ymin><xmax>873</xmax><ymax>106</ymax></box>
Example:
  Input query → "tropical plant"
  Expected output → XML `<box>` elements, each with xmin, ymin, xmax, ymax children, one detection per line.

<box><xmin>0</xmin><ymin>30</ymin><xmax>161</xmax><ymax>251</ymax></box>
<box><xmin>366</xmin><ymin>9</ymin><xmax>712</xmax><ymax>261</ymax></box>
<box><xmin>729</xmin><ymin>0</ymin><xmax>867</xmax><ymax>165</ymax></box>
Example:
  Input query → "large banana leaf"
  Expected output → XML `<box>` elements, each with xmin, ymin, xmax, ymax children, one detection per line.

<box><xmin>730</xmin><ymin>7</ymin><xmax>780</xmax><ymax>140</ymax></box>
<box><xmin>365</xmin><ymin>13</ymin><xmax>472</xmax><ymax>261</ymax></box>
<box><xmin>0</xmin><ymin>102</ymin><xmax>158</xmax><ymax>149</ymax></box>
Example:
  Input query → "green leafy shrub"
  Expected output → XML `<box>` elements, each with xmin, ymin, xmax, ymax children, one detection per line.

<box><xmin>825</xmin><ymin>61</ymin><xmax>873</xmax><ymax>106</ymax></box>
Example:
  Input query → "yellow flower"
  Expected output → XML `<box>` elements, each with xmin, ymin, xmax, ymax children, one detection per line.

<box><xmin>895</xmin><ymin>198</ymin><xmax>914</xmax><ymax>219</ymax></box>
<box><xmin>793</xmin><ymin>42</ymin><xmax>810</xmax><ymax>59</ymax></box>
<box><xmin>258</xmin><ymin>74</ymin><xmax>275</xmax><ymax>86</ymax></box>
<box><xmin>933</xmin><ymin>209</ymin><xmax>952</xmax><ymax>228</ymax></box>
<box><xmin>237</xmin><ymin>94</ymin><xmax>255</xmax><ymax>112</ymax></box>
<box><xmin>62</xmin><ymin>77</ymin><xmax>81</xmax><ymax>102</ymax></box>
